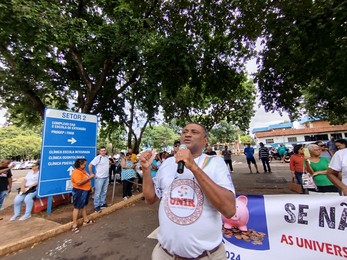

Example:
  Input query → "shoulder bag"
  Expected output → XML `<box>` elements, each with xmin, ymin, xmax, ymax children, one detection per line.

<box><xmin>289</xmin><ymin>177</ymin><xmax>303</xmax><ymax>194</ymax></box>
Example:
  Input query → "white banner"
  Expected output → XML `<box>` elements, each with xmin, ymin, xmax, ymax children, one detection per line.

<box><xmin>223</xmin><ymin>194</ymin><xmax>347</xmax><ymax>260</ymax></box>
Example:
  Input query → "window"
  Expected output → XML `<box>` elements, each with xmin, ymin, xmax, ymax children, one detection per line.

<box><xmin>304</xmin><ymin>135</ymin><xmax>316</xmax><ymax>141</ymax></box>
<box><xmin>287</xmin><ymin>137</ymin><xmax>297</xmax><ymax>142</ymax></box>
<box><xmin>265</xmin><ymin>139</ymin><xmax>274</xmax><ymax>144</ymax></box>
<box><xmin>331</xmin><ymin>133</ymin><xmax>343</xmax><ymax>139</ymax></box>
<box><xmin>315</xmin><ymin>134</ymin><xmax>328</xmax><ymax>141</ymax></box>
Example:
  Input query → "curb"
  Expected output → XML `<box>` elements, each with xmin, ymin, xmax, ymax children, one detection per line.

<box><xmin>0</xmin><ymin>193</ymin><xmax>144</xmax><ymax>257</ymax></box>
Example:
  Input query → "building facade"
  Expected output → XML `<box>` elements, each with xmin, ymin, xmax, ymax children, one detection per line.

<box><xmin>252</xmin><ymin>117</ymin><xmax>347</xmax><ymax>147</ymax></box>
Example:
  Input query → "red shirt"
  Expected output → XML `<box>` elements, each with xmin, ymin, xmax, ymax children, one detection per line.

<box><xmin>290</xmin><ymin>154</ymin><xmax>306</xmax><ymax>172</ymax></box>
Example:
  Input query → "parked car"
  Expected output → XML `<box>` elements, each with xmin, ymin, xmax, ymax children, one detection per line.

<box><xmin>12</xmin><ymin>161</ymin><xmax>26</xmax><ymax>170</ymax></box>
<box><xmin>24</xmin><ymin>160</ymin><xmax>35</xmax><ymax>169</ymax></box>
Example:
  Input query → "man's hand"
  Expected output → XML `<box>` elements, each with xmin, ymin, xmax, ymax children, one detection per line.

<box><xmin>175</xmin><ymin>148</ymin><xmax>198</xmax><ymax>171</ymax></box>
<box><xmin>140</xmin><ymin>149</ymin><xmax>157</xmax><ymax>171</ymax></box>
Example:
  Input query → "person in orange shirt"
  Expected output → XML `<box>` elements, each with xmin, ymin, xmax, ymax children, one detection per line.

<box><xmin>289</xmin><ymin>144</ymin><xmax>306</xmax><ymax>190</ymax></box>
<box><xmin>71</xmin><ymin>158</ymin><xmax>95</xmax><ymax>233</ymax></box>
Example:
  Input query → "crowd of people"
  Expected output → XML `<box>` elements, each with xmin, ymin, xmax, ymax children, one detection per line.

<box><xmin>290</xmin><ymin>138</ymin><xmax>347</xmax><ymax>195</ymax></box>
<box><xmin>1</xmin><ymin>123</ymin><xmax>346</xmax><ymax>259</ymax></box>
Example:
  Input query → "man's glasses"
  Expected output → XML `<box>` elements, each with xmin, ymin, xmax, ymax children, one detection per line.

<box><xmin>174</xmin><ymin>144</ymin><xmax>180</xmax><ymax>147</ymax></box>
<box><xmin>318</xmin><ymin>145</ymin><xmax>325</xmax><ymax>147</ymax></box>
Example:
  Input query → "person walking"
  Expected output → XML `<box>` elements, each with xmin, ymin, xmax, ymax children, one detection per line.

<box><xmin>140</xmin><ymin>122</ymin><xmax>236</xmax><ymax>260</ymax></box>
<box><xmin>88</xmin><ymin>146</ymin><xmax>110</xmax><ymax>213</ymax></box>
<box><xmin>258</xmin><ymin>143</ymin><xmax>272</xmax><ymax>173</ymax></box>
<box><xmin>222</xmin><ymin>145</ymin><xmax>233</xmax><ymax>172</ymax></box>
<box><xmin>71</xmin><ymin>158</ymin><xmax>95</xmax><ymax>233</ymax></box>
<box><xmin>244</xmin><ymin>143</ymin><xmax>259</xmax><ymax>174</ymax></box>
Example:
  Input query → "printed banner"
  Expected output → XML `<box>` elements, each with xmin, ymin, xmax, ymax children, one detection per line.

<box><xmin>223</xmin><ymin>194</ymin><xmax>347</xmax><ymax>260</ymax></box>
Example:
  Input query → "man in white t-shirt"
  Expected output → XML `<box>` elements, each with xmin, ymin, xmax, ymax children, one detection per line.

<box><xmin>140</xmin><ymin>123</ymin><xmax>236</xmax><ymax>259</ymax></box>
<box><xmin>327</xmin><ymin>148</ymin><xmax>347</xmax><ymax>196</ymax></box>
<box><xmin>88</xmin><ymin>146</ymin><xmax>110</xmax><ymax>213</ymax></box>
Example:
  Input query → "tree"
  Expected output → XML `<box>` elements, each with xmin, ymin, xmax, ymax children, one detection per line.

<box><xmin>98</xmin><ymin>125</ymin><xmax>127</xmax><ymax>154</ymax></box>
<box><xmin>209</xmin><ymin>121</ymin><xmax>239</xmax><ymax>144</ymax></box>
<box><xmin>141</xmin><ymin>124</ymin><xmax>180</xmax><ymax>150</ymax></box>
<box><xmin>256</xmin><ymin>0</ymin><xmax>347</xmax><ymax>124</ymax></box>
<box><xmin>0</xmin><ymin>1</ymin><xmax>261</xmax><ymax>138</ymax></box>
<box><xmin>240</xmin><ymin>135</ymin><xmax>254</xmax><ymax>145</ymax></box>
<box><xmin>0</xmin><ymin>126</ymin><xmax>42</xmax><ymax>159</ymax></box>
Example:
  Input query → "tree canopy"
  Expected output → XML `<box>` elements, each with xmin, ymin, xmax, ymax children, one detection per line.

<box><xmin>0</xmin><ymin>126</ymin><xmax>41</xmax><ymax>159</ymax></box>
<box><xmin>0</xmin><ymin>0</ymin><xmax>259</xmax><ymax>142</ymax></box>
<box><xmin>257</xmin><ymin>0</ymin><xmax>347</xmax><ymax>124</ymax></box>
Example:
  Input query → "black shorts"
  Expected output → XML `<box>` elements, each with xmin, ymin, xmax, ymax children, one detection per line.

<box><xmin>246</xmin><ymin>157</ymin><xmax>256</xmax><ymax>165</ymax></box>
<box><xmin>72</xmin><ymin>188</ymin><xmax>90</xmax><ymax>209</ymax></box>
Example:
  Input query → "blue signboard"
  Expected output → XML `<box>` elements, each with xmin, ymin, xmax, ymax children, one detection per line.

<box><xmin>38</xmin><ymin>108</ymin><xmax>97</xmax><ymax>197</ymax></box>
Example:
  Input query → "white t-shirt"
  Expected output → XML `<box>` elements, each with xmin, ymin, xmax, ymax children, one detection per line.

<box><xmin>153</xmin><ymin>154</ymin><xmax>235</xmax><ymax>258</ymax></box>
<box><xmin>90</xmin><ymin>155</ymin><xmax>109</xmax><ymax>178</ymax></box>
<box><xmin>329</xmin><ymin>148</ymin><xmax>347</xmax><ymax>185</ymax></box>
<box><xmin>25</xmin><ymin>170</ymin><xmax>39</xmax><ymax>187</ymax></box>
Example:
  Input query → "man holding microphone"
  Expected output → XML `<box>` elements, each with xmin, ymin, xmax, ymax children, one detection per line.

<box><xmin>140</xmin><ymin>122</ymin><xmax>236</xmax><ymax>260</ymax></box>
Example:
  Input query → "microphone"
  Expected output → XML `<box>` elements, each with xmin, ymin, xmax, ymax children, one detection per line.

<box><xmin>177</xmin><ymin>144</ymin><xmax>187</xmax><ymax>174</ymax></box>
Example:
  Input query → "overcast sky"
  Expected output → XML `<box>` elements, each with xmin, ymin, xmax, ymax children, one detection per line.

<box><xmin>246</xmin><ymin>58</ymin><xmax>290</xmax><ymax>133</ymax></box>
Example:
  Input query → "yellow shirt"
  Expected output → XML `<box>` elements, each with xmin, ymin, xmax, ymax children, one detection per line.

<box><xmin>131</xmin><ymin>153</ymin><xmax>138</xmax><ymax>163</ymax></box>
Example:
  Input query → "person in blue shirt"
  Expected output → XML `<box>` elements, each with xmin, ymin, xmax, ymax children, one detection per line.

<box><xmin>244</xmin><ymin>143</ymin><xmax>259</xmax><ymax>174</ymax></box>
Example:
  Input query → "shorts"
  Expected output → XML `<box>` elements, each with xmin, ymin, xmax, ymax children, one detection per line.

<box><xmin>72</xmin><ymin>188</ymin><xmax>90</xmax><ymax>209</ymax></box>
<box><xmin>246</xmin><ymin>157</ymin><xmax>256</xmax><ymax>165</ymax></box>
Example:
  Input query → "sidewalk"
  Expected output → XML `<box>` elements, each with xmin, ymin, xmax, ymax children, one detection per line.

<box><xmin>0</xmin><ymin>156</ymin><xmax>293</xmax><ymax>256</ymax></box>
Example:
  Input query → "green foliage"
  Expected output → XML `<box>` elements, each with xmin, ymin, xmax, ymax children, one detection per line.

<box><xmin>257</xmin><ymin>0</ymin><xmax>347</xmax><ymax>124</ymax></box>
<box><xmin>141</xmin><ymin>124</ymin><xmax>180</xmax><ymax>150</ymax></box>
<box><xmin>0</xmin><ymin>126</ymin><xmax>42</xmax><ymax>159</ymax></box>
<box><xmin>209</xmin><ymin>121</ymin><xmax>239</xmax><ymax>144</ymax></box>
<box><xmin>240</xmin><ymin>135</ymin><xmax>254</xmax><ymax>145</ymax></box>
<box><xmin>98</xmin><ymin>124</ymin><xmax>128</xmax><ymax>153</ymax></box>
<box><xmin>0</xmin><ymin>0</ymin><xmax>260</xmax><ymax>135</ymax></box>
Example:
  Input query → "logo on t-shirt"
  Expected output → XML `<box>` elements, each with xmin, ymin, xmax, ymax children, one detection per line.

<box><xmin>163</xmin><ymin>178</ymin><xmax>204</xmax><ymax>225</ymax></box>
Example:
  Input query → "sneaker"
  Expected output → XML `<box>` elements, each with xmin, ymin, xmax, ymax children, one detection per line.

<box><xmin>123</xmin><ymin>197</ymin><xmax>128</xmax><ymax>201</ymax></box>
<box><xmin>100</xmin><ymin>204</ymin><xmax>108</xmax><ymax>209</ymax></box>
<box><xmin>94</xmin><ymin>207</ymin><xmax>102</xmax><ymax>213</ymax></box>
<box><xmin>9</xmin><ymin>215</ymin><xmax>18</xmax><ymax>221</ymax></box>
<box><xmin>19</xmin><ymin>215</ymin><xmax>31</xmax><ymax>221</ymax></box>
